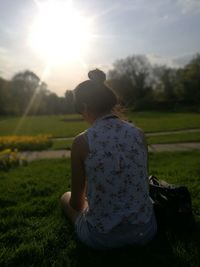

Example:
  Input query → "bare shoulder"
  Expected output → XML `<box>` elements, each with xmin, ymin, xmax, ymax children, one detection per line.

<box><xmin>73</xmin><ymin>132</ymin><xmax>88</xmax><ymax>147</ymax></box>
<box><xmin>72</xmin><ymin>132</ymin><xmax>89</xmax><ymax>160</ymax></box>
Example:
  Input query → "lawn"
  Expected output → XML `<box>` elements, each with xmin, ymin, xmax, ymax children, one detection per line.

<box><xmin>0</xmin><ymin>115</ymin><xmax>88</xmax><ymax>138</ymax></box>
<box><xmin>0</xmin><ymin>112</ymin><xmax>200</xmax><ymax>137</ymax></box>
<box><xmin>0</xmin><ymin>152</ymin><xmax>199</xmax><ymax>267</ymax></box>
<box><xmin>51</xmin><ymin>139</ymin><xmax>73</xmax><ymax>150</ymax></box>
<box><xmin>128</xmin><ymin>111</ymin><xmax>200</xmax><ymax>133</ymax></box>
<box><xmin>146</xmin><ymin>132</ymin><xmax>200</xmax><ymax>144</ymax></box>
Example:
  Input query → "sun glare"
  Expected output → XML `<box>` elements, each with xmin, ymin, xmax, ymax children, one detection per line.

<box><xmin>29</xmin><ymin>0</ymin><xmax>93</xmax><ymax>64</ymax></box>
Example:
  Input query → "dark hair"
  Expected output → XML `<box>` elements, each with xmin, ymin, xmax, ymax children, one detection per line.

<box><xmin>73</xmin><ymin>69</ymin><xmax>118</xmax><ymax>114</ymax></box>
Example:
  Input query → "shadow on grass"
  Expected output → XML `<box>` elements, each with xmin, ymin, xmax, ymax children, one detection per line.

<box><xmin>71</xmin><ymin>234</ymin><xmax>180</xmax><ymax>267</ymax></box>
<box><xmin>1</xmin><ymin>211</ymin><xmax>199</xmax><ymax>267</ymax></box>
<box><xmin>63</xmin><ymin>218</ymin><xmax>200</xmax><ymax>267</ymax></box>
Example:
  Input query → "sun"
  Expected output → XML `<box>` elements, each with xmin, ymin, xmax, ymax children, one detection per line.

<box><xmin>29</xmin><ymin>0</ymin><xmax>93</xmax><ymax>64</ymax></box>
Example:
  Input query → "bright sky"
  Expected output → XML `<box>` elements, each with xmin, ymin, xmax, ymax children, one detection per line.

<box><xmin>0</xmin><ymin>0</ymin><xmax>200</xmax><ymax>96</ymax></box>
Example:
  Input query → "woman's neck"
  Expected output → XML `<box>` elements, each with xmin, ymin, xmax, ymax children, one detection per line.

<box><xmin>82</xmin><ymin>111</ymin><xmax>112</xmax><ymax>125</ymax></box>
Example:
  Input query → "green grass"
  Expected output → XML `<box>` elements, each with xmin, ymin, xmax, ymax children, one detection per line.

<box><xmin>127</xmin><ymin>111</ymin><xmax>200</xmax><ymax>133</ymax></box>
<box><xmin>0</xmin><ymin>112</ymin><xmax>200</xmax><ymax>137</ymax></box>
<box><xmin>51</xmin><ymin>139</ymin><xmax>73</xmax><ymax>150</ymax></box>
<box><xmin>146</xmin><ymin>132</ymin><xmax>200</xmax><ymax>144</ymax></box>
<box><xmin>0</xmin><ymin>115</ymin><xmax>88</xmax><ymax>137</ymax></box>
<box><xmin>0</xmin><ymin>152</ymin><xmax>199</xmax><ymax>267</ymax></box>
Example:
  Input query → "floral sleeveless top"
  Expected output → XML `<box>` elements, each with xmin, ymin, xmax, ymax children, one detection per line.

<box><xmin>84</xmin><ymin>114</ymin><xmax>153</xmax><ymax>233</ymax></box>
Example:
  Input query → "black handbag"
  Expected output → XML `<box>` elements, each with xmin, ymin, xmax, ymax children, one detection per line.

<box><xmin>149</xmin><ymin>175</ymin><xmax>196</xmax><ymax>233</ymax></box>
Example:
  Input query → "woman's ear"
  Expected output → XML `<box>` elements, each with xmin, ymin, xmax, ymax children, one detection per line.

<box><xmin>81</xmin><ymin>103</ymin><xmax>89</xmax><ymax>119</ymax></box>
<box><xmin>81</xmin><ymin>104</ymin><xmax>96</xmax><ymax>124</ymax></box>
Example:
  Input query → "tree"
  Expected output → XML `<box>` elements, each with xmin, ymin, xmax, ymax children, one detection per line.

<box><xmin>153</xmin><ymin>65</ymin><xmax>177</xmax><ymax>102</ymax></box>
<box><xmin>0</xmin><ymin>70</ymin><xmax>78</xmax><ymax>115</ymax></box>
<box><xmin>175</xmin><ymin>54</ymin><xmax>200</xmax><ymax>106</ymax></box>
<box><xmin>0</xmin><ymin>77</ymin><xmax>11</xmax><ymax>114</ymax></box>
<box><xmin>29</xmin><ymin>82</ymin><xmax>49</xmax><ymax>115</ymax></box>
<box><xmin>108</xmin><ymin>55</ymin><xmax>155</xmax><ymax>109</ymax></box>
<box><xmin>64</xmin><ymin>90</ymin><xmax>75</xmax><ymax>113</ymax></box>
<box><xmin>11</xmin><ymin>70</ymin><xmax>41</xmax><ymax>115</ymax></box>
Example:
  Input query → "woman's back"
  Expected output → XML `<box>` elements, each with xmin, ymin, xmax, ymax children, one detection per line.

<box><xmin>61</xmin><ymin>69</ymin><xmax>157</xmax><ymax>249</ymax></box>
<box><xmin>84</xmin><ymin>114</ymin><xmax>153</xmax><ymax>233</ymax></box>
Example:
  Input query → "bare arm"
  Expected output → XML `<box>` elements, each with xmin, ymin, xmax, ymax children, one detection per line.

<box><xmin>69</xmin><ymin>134</ymin><xmax>88</xmax><ymax>211</ymax></box>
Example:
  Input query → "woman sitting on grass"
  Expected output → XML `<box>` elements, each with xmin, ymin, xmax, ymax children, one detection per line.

<box><xmin>61</xmin><ymin>69</ymin><xmax>157</xmax><ymax>250</ymax></box>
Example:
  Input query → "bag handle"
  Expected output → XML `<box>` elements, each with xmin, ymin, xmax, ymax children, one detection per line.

<box><xmin>149</xmin><ymin>175</ymin><xmax>159</xmax><ymax>185</ymax></box>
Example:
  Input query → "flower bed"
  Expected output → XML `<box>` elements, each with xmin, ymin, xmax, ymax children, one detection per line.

<box><xmin>0</xmin><ymin>149</ymin><xmax>27</xmax><ymax>171</ymax></box>
<box><xmin>0</xmin><ymin>135</ymin><xmax>52</xmax><ymax>151</ymax></box>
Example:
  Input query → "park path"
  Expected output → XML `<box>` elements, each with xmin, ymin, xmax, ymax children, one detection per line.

<box><xmin>21</xmin><ymin>150</ymin><xmax>71</xmax><ymax>161</ymax></box>
<box><xmin>19</xmin><ymin>128</ymin><xmax>200</xmax><ymax>161</ymax></box>
<box><xmin>145</xmin><ymin>128</ymin><xmax>200</xmax><ymax>136</ymax></box>
<box><xmin>148</xmin><ymin>142</ymin><xmax>200</xmax><ymax>152</ymax></box>
<box><xmin>20</xmin><ymin>142</ymin><xmax>200</xmax><ymax>161</ymax></box>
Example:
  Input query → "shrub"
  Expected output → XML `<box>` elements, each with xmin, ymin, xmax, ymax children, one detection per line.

<box><xmin>0</xmin><ymin>149</ymin><xmax>27</xmax><ymax>171</ymax></box>
<box><xmin>0</xmin><ymin>135</ymin><xmax>52</xmax><ymax>151</ymax></box>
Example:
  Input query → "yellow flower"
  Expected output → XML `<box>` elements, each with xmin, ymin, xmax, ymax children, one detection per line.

<box><xmin>0</xmin><ymin>135</ymin><xmax>52</xmax><ymax>151</ymax></box>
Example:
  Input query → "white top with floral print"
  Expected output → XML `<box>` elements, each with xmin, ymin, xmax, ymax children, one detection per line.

<box><xmin>84</xmin><ymin>114</ymin><xmax>153</xmax><ymax>233</ymax></box>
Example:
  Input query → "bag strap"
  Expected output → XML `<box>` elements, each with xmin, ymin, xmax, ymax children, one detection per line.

<box><xmin>149</xmin><ymin>175</ymin><xmax>160</xmax><ymax>185</ymax></box>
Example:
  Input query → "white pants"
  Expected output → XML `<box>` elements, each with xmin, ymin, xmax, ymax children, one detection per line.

<box><xmin>75</xmin><ymin>212</ymin><xmax>157</xmax><ymax>250</ymax></box>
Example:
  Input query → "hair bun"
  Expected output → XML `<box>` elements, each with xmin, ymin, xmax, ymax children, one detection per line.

<box><xmin>88</xmin><ymin>69</ymin><xmax>106</xmax><ymax>83</ymax></box>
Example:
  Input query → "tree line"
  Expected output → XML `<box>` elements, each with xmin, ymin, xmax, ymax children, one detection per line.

<box><xmin>107</xmin><ymin>53</ymin><xmax>200</xmax><ymax>111</ymax></box>
<box><xmin>0</xmin><ymin>71</ymin><xmax>74</xmax><ymax>115</ymax></box>
<box><xmin>0</xmin><ymin>54</ymin><xmax>199</xmax><ymax>116</ymax></box>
